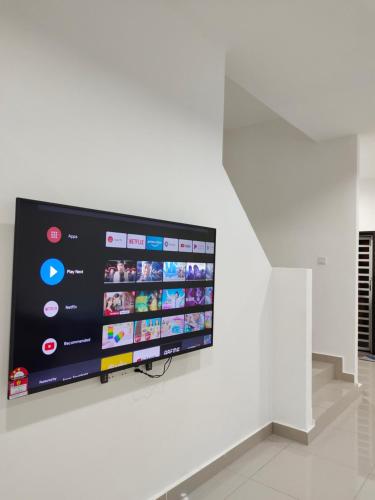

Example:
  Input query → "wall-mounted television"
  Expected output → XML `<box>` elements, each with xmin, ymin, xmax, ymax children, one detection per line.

<box><xmin>8</xmin><ymin>199</ymin><xmax>216</xmax><ymax>398</ymax></box>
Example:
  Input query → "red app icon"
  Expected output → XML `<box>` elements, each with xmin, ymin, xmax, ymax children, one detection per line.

<box><xmin>42</xmin><ymin>338</ymin><xmax>57</xmax><ymax>355</ymax></box>
<box><xmin>107</xmin><ymin>235</ymin><xmax>113</xmax><ymax>243</ymax></box>
<box><xmin>47</xmin><ymin>226</ymin><xmax>62</xmax><ymax>244</ymax></box>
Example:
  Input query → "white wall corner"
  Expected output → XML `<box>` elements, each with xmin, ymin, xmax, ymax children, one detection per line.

<box><xmin>271</xmin><ymin>267</ymin><xmax>313</xmax><ymax>432</ymax></box>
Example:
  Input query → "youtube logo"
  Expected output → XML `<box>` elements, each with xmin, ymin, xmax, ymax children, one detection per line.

<box><xmin>42</xmin><ymin>338</ymin><xmax>57</xmax><ymax>355</ymax></box>
<box><xmin>179</xmin><ymin>239</ymin><xmax>192</xmax><ymax>252</ymax></box>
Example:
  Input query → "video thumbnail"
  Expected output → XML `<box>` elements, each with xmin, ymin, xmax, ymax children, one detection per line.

<box><xmin>161</xmin><ymin>315</ymin><xmax>185</xmax><ymax>337</ymax></box>
<box><xmin>185</xmin><ymin>287</ymin><xmax>205</xmax><ymax>307</ymax></box>
<box><xmin>134</xmin><ymin>318</ymin><xmax>161</xmax><ymax>343</ymax></box>
<box><xmin>180</xmin><ymin>334</ymin><xmax>211</xmax><ymax>351</ymax></box>
<box><xmin>185</xmin><ymin>263</ymin><xmax>206</xmax><ymax>281</ymax></box>
<box><xmin>104</xmin><ymin>260</ymin><xmax>136</xmax><ymax>283</ymax></box>
<box><xmin>204</xmin><ymin>287</ymin><xmax>213</xmax><ymax>305</ymax></box>
<box><xmin>102</xmin><ymin>322</ymin><xmax>134</xmax><ymax>350</ymax></box>
<box><xmin>163</xmin><ymin>262</ymin><xmax>186</xmax><ymax>282</ymax></box>
<box><xmin>184</xmin><ymin>312</ymin><xmax>205</xmax><ymax>333</ymax></box>
<box><xmin>161</xmin><ymin>288</ymin><xmax>185</xmax><ymax>310</ymax></box>
<box><xmin>206</xmin><ymin>263</ymin><xmax>214</xmax><ymax>281</ymax></box>
<box><xmin>103</xmin><ymin>291</ymin><xmax>135</xmax><ymax>316</ymax></box>
<box><xmin>135</xmin><ymin>290</ymin><xmax>162</xmax><ymax>313</ymax></box>
<box><xmin>205</xmin><ymin>310</ymin><xmax>213</xmax><ymax>329</ymax></box>
<box><xmin>136</xmin><ymin>261</ymin><xmax>163</xmax><ymax>282</ymax></box>
<box><xmin>101</xmin><ymin>352</ymin><xmax>133</xmax><ymax>371</ymax></box>
<box><xmin>133</xmin><ymin>346</ymin><xmax>161</xmax><ymax>364</ymax></box>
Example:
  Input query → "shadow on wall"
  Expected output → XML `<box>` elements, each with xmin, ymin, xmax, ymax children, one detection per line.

<box><xmin>0</xmin><ymin>223</ymin><xmax>204</xmax><ymax>432</ymax></box>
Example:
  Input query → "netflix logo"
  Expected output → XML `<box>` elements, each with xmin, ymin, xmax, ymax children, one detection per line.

<box><xmin>127</xmin><ymin>234</ymin><xmax>146</xmax><ymax>249</ymax></box>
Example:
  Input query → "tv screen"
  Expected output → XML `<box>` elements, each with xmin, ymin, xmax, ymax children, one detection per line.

<box><xmin>8</xmin><ymin>199</ymin><xmax>216</xmax><ymax>398</ymax></box>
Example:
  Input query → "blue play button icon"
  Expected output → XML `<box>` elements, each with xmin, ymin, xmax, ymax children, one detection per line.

<box><xmin>40</xmin><ymin>258</ymin><xmax>65</xmax><ymax>286</ymax></box>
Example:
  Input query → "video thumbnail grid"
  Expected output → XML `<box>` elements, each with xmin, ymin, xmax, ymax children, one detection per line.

<box><xmin>104</xmin><ymin>260</ymin><xmax>214</xmax><ymax>284</ymax></box>
<box><xmin>102</xmin><ymin>311</ymin><xmax>213</xmax><ymax>350</ymax></box>
<box><xmin>101</xmin><ymin>245</ymin><xmax>215</xmax><ymax>373</ymax></box>
<box><xmin>100</xmin><ymin>332</ymin><xmax>213</xmax><ymax>371</ymax></box>
<box><xmin>103</xmin><ymin>286</ymin><xmax>213</xmax><ymax>316</ymax></box>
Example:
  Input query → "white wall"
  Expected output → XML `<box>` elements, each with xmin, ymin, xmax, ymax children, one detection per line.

<box><xmin>272</xmin><ymin>268</ymin><xmax>313</xmax><ymax>432</ymax></box>
<box><xmin>0</xmin><ymin>3</ymin><xmax>274</xmax><ymax>499</ymax></box>
<box><xmin>224</xmin><ymin>119</ymin><xmax>358</xmax><ymax>376</ymax></box>
<box><xmin>359</xmin><ymin>179</ymin><xmax>375</xmax><ymax>231</ymax></box>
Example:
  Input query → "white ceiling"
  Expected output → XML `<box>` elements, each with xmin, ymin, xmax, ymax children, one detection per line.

<box><xmin>224</xmin><ymin>77</ymin><xmax>278</xmax><ymax>130</ymax></box>
<box><xmin>180</xmin><ymin>0</ymin><xmax>375</xmax><ymax>140</ymax></box>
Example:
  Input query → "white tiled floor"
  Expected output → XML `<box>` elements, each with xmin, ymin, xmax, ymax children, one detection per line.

<box><xmin>187</xmin><ymin>359</ymin><xmax>375</xmax><ymax>499</ymax></box>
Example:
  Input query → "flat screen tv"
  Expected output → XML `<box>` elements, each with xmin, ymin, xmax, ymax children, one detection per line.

<box><xmin>8</xmin><ymin>199</ymin><xmax>216</xmax><ymax>398</ymax></box>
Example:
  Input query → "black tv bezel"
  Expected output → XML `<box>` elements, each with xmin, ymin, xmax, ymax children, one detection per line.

<box><xmin>8</xmin><ymin>198</ymin><xmax>216</xmax><ymax>396</ymax></box>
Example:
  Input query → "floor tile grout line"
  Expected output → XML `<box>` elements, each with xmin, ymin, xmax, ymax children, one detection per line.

<box><xmin>225</xmin><ymin>439</ymin><xmax>292</xmax><ymax>480</ymax></box>
<box><xmin>220</xmin><ymin>441</ymin><xmax>294</xmax><ymax>500</ymax></box>
<box><xmin>247</xmin><ymin>440</ymin><xmax>292</xmax><ymax>479</ymax></box>
<box><xmin>352</xmin><ymin>467</ymin><xmax>374</xmax><ymax>499</ymax></box>
<box><xmin>289</xmin><ymin>443</ymin><xmax>374</xmax><ymax>476</ymax></box>
<box><xmin>250</xmin><ymin>477</ymin><xmax>300</xmax><ymax>500</ymax></box>
<box><xmin>227</xmin><ymin>440</ymin><xmax>291</xmax><ymax>479</ymax></box>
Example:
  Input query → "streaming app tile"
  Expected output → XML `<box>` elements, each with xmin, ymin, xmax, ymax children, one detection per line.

<box><xmin>40</xmin><ymin>258</ymin><xmax>65</xmax><ymax>286</ymax></box>
<box><xmin>47</xmin><ymin>226</ymin><xmax>62</xmax><ymax>244</ymax></box>
<box><xmin>163</xmin><ymin>237</ymin><xmax>178</xmax><ymax>251</ymax></box>
<box><xmin>193</xmin><ymin>240</ymin><xmax>206</xmax><ymax>253</ymax></box>
<box><xmin>101</xmin><ymin>352</ymin><xmax>133</xmax><ymax>371</ymax></box>
<box><xmin>42</xmin><ymin>338</ymin><xmax>57</xmax><ymax>355</ymax></box>
<box><xmin>127</xmin><ymin>234</ymin><xmax>146</xmax><ymax>249</ymax></box>
<box><xmin>206</xmin><ymin>241</ymin><xmax>215</xmax><ymax>254</ymax></box>
<box><xmin>179</xmin><ymin>239</ymin><xmax>192</xmax><ymax>252</ymax></box>
<box><xmin>133</xmin><ymin>346</ymin><xmax>160</xmax><ymax>363</ymax></box>
<box><xmin>146</xmin><ymin>235</ymin><xmax>163</xmax><ymax>251</ymax></box>
<box><xmin>105</xmin><ymin>231</ymin><xmax>127</xmax><ymax>248</ymax></box>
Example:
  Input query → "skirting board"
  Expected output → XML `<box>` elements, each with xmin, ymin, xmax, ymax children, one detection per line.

<box><xmin>272</xmin><ymin>422</ymin><xmax>309</xmax><ymax>445</ymax></box>
<box><xmin>155</xmin><ymin>423</ymin><xmax>273</xmax><ymax>500</ymax></box>
<box><xmin>312</xmin><ymin>352</ymin><xmax>355</xmax><ymax>383</ymax></box>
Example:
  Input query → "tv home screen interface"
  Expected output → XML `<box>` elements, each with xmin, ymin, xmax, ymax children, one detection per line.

<box><xmin>8</xmin><ymin>199</ymin><xmax>216</xmax><ymax>398</ymax></box>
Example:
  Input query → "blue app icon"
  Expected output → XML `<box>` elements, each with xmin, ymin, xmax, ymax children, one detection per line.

<box><xmin>146</xmin><ymin>236</ymin><xmax>163</xmax><ymax>251</ymax></box>
<box><xmin>40</xmin><ymin>258</ymin><xmax>65</xmax><ymax>286</ymax></box>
